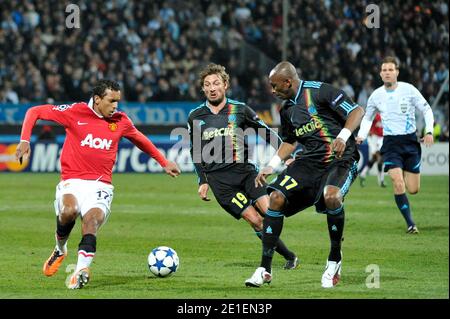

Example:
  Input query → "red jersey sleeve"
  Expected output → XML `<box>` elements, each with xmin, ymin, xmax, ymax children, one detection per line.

<box><xmin>20</xmin><ymin>104</ymin><xmax>74</xmax><ymax>141</ymax></box>
<box><xmin>122</xmin><ymin>116</ymin><xmax>168</xmax><ymax>168</ymax></box>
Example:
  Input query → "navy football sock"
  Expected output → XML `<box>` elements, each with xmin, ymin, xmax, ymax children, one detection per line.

<box><xmin>395</xmin><ymin>194</ymin><xmax>415</xmax><ymax>227</ymax></box>
<box><xmin>327</xmin><ymin>210</ymin><xmax>345</xmax><ymax>262</ymax></box>
<box><xmin>255</xmin><ymin>231</ymin><xmax>295</xmax><ymax>260</ymax></box>
<box><xmin>274</xmin><ymin>238</ymin><xmax>296</xmax><ymax>260</ymax></box>
<box><xmin>260</xmin><ymin>210</ymin><xmax>284</xmax><ymax>273</ymax></box>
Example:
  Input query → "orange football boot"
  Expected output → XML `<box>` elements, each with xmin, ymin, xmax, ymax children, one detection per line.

<box><xmin>43</xmin><ymin>248</ymin><xmax>66</xmax><ymax>276</ymax></box>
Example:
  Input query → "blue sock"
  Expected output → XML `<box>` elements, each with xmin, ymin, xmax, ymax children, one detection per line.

<box><xmin>255</xmin><ymin>230</ymin><xmax>295</xmax><ymax>261</ymax></box>
<box><xmin>394</xmin><ymin>194</ymin><xmax>415</xmax><ymax>227</ymax></box>
<box><xmin>260</xmin><ymin>210</ymin><xmax>285</xmax><ymax>273</ymax></box>
<box><xmin>327</xmin><ymin>210</ymin><xmax>345</xmax><ymax>262</ymax></box>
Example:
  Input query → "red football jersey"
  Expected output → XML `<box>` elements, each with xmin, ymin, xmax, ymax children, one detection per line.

<box><xmin>20</xmin><ymin>102</ymin><xmax>168</xmax><ymax>184</ymax></box>
<box><xmin>369</xmin><ymin>113</ymin><xmax>383</xmax><ymax>137</ymax></box>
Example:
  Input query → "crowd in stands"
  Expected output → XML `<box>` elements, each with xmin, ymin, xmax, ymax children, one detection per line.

<box><xmin>0</xmin><ymin>0</ymin><xmax>448</xmax><ymax>139</ymax></box>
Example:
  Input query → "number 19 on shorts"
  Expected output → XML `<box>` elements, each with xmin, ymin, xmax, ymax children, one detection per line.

<box><xmin>231</xmin><ymin>192</ymin><xmax>248</xmax><ymax>209</ymax></box>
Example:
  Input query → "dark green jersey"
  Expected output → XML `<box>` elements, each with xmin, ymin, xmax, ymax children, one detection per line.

<box><xmin>188</xmin><ymin>98</ymin><xmax>281</xmax><ymax>184</ymax></box>
<box><xmin>280</xmin><ymin>81</ymin><xmax>360</xmax><ymax>164</ymax></box>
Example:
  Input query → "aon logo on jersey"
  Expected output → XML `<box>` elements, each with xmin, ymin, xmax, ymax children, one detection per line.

<box><xmin>81</xmin><ymin>134</ymin><xmax>112</xmax><ymax>150</ymax></box>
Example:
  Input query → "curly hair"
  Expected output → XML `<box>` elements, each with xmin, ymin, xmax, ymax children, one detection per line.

<box><xmin>198</xmin><ymin>63</ymin><xmax>230</xmax><ymax>88</ymax></box>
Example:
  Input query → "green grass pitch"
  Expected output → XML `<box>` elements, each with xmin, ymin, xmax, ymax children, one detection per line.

<box><xmin>0</xmin><ymin>173</ymin><xmax>447</xmax><ymax>299</ymax></box>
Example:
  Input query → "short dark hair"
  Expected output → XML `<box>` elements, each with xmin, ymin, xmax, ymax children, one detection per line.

<box><xmin>381</xmin><ymin>56</ymin><xmax>399</xmax><ymax>69</ymax></box>
<box><xmin>92</xmin><ymin>79</ymin><xmax>121</xmax><ymax>98</ymax></box>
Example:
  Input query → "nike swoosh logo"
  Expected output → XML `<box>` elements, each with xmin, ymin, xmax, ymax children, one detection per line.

<box><xmin>77</xmin><ymin>121</ymin><xmax>88</xmax><ymax>125</ymax></box>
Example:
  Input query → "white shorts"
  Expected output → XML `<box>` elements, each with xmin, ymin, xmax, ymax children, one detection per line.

<box><xmin>54</xmin><ymin>179</ymin><xmax>114</xmax><ymax>221</ymax></box>
<box><xmin>367</xmin><ymin>135</ymin><xmax>383</xmax><ymax>156</ymax></box>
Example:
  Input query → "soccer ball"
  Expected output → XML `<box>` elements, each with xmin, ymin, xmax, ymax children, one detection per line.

<box><xmin>148</xmin><ymin>246</ymin><xmax>179</xmax><ymax>277</ymax></box>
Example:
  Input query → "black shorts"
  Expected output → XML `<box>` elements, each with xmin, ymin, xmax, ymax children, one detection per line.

<box><xmin>381</xmin><ymin>133</ymin><xmax>422</xmax><ymax>173</ymax></box>
<box><xmin>267</xmin><ymin>156</ymin><xmax>359</xmax><ymax>217</ymax></box>
<box><xmin>206</xmin><ymin>163</ymin><xmax>267</xmax><ymax>219</ymax></box>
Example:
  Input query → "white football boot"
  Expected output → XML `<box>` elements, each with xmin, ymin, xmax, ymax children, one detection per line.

<box><xmin>245</xmin><ymin>267</ymin><xmax>272</xmax><ymax>287</ymax></box>
<box><xmin>67</xmin><ymin>268</ymin><xmax>90</xmax><ymax>289</ymax></box>
<box><xmin>321</xmin><ymin>260</ymin><xmax>342</xmax><ymax>288</ymax></box>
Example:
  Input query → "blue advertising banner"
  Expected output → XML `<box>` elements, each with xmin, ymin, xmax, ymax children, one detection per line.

<box><xmin>0</xmin><ymin>102</ymin><xmax>201</xmax><ymax>125</ymax></box>
<box><xmin>119</xmin><ymin>102</ymin><xmax>200</xmax><ymax>125</ymax></box>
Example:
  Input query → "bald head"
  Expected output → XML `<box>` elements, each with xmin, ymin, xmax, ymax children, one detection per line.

<box><xmin>269</xmin><ymin>61</ymin><xmax>299</xmax><ymax>81</ymax></box>
<box><xmin>268</xmin><ymin>61</ymin><xmax>300</xmax><ymax>100</ymax></box>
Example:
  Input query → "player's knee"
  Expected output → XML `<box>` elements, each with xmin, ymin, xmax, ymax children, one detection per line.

<box><xmin>243</xmin><ymin>209</ymin><xmax>263</xmax><ymax>231</ymax></box>
<box><xmin>251</xmin><ymin>218</ymin><xmax>263</xmax><ymax>232</ymax></box>
<box><xmin>407</xmin><ymin>185</ymin><xmax>420</xmax><ymax>195</ymax></box>
<box><xmin>324</xmin><ymin>196</ymin><xmax>342</xmax><ymax>210</ymax></box>
<box><xmin>392</xmin><ymin>179</ymin><xmax>405</xmax><ymax>193</ymax></box>
<box><xmin>323</xmin><ymin>187</ymin><xmax>342</xmax><ymax>210</ymax></box>
<box><xmin>269</xmin><ymin>191</ymin><xmax>286</xmax><ymax>211</ymax></box>
<box><xmin>59</xmin><ymin>205</ymin><xmax>78</xmax><ymax>223</ymax></box>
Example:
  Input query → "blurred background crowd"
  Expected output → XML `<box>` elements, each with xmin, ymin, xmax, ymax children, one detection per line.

<box><xmin>0</xmin><ymin>0</ymin><xmax>448</xmax><ymax>140</ymax></box>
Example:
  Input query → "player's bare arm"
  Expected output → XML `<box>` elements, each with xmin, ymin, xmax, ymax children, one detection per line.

<box><xmin>198</xmin><ymin>183</ymin><xmax>211</xmax><ymax>201</ymax></box>
<box><xmin>332</xmin><ymin>106</ymin><xmax>365</xmax><ymax>159</ymax></box>
<box><xmin>355</xmin><ymin>136</ymin><xmax>364</xmax><ymax>145</ymax></box>
<box><xmin>15</xmin><ymin>140</ymin><xmax>31</xmax><ymax>164</ymax></box>
<box><xmin>421</xmin><ymin>134</ymin><xmax>434</xmax><ymax>147</ymax></box>
<box><xmin>163</xmin><ymin>160</ymin><xmax>181</xmax><ymax>177</ymax></box>
<box><xmin>255</xmin><ymin>142</ymin><xmax>297</xmax><ymax>187</ymax></box>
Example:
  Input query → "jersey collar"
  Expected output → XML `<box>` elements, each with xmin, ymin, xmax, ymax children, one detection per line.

<box><xmin>204</xmin><ymin>98</ymin><xmax>228</xmax><ymax>114</ymax></box>
<box><xmin>87</xmin><ymin>97</ymin><xmax>104</xmax><ymax>118</ymax></box>
<box><xmin>384</xmin><ymin>82</ymin><xmax>398</xmax><ymax>92</ymax></box>
<box><xmin>289</xmin><ymin>80</ymin><xmax>304</xmax><ymax>104</ymax></box>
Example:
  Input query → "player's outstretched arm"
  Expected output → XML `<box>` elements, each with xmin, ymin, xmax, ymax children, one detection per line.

<box><xmin>123</xmin><ymin>123</ymin><xmax>181</xmax><ymax>177</ymax></box>
<box><xmin>16</xmin><ymin>104</ymin><xmax>69</xmax><ymax>164</ymax></box>
<box><xmin>15</xmin><ymin>140</ymin><xmax>31</xmax><ymax>164</ymax></box>
<box><xmin>163</xmin><ymin>160</ymin><xmax>181</xmax><ymax>177</ymax></box>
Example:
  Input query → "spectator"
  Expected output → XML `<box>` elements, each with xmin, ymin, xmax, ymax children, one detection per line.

<box><xmin>0</xmin><ymin>0</ymin><xmax>446</xmax><ymax>131</ymax></box>
<box><xmin>340</xmin><ymin>78</ymin><xmax>355</xmax><ymax>101</ymax></box>
<box><xmin>357</xmin><ymin>79</ymin><xmax>374</xmax><ymax>108</ymax></box>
